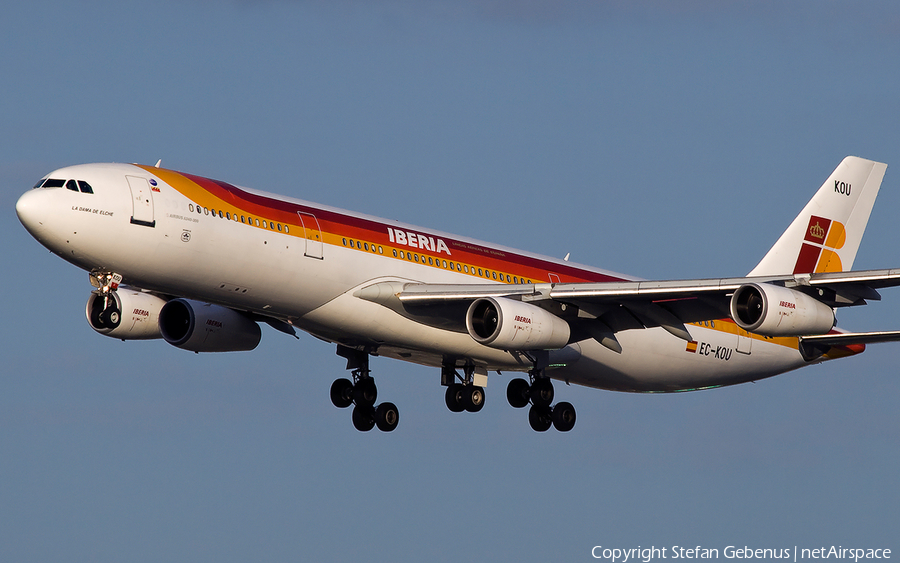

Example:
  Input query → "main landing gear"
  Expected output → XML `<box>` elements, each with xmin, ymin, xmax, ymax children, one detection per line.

<box><xmin>442</xmin><ymin>364</ymin><xmax>486</xmax><ymax>413</ymax></box>
<box><xmin>331</xmin><ymin>345</ymin><xmax>399</xmax><ymax>432</ymax></box>
<box><xmin>506</xmin><ymin>372</ymin><xmax>576</xmax><ymax>432</ymax></box>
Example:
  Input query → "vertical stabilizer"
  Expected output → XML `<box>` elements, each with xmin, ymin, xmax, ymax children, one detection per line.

<box><xmin>748</xmin><ymin>156</ymin><xmax>887</xmax><ymax>276</ymax></box>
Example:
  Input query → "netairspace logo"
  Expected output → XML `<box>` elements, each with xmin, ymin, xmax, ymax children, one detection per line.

<box><xmin>590</xmin><ymin>546</ymin><xmax>891</xmax><ymax>563</ymax></box>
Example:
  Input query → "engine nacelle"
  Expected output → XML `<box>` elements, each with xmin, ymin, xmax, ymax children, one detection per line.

<box><xmin>158</xmin><ymin>298</ymin><xmax>261</xmax><ymax>352</ymax></box>
<box><xmin>86</xmin><ymin>289</ymin><xmax>166</xmax><ymax>340</ymax></box>
<box><xmin>466</xmin><ymin>297</ymin><xmax>570</xmax><ymax>350</ymax></box>
<box><xmin>730</xmin><ymin>283</ymin><xmax>835</xmax><ymax>336</ymax></box>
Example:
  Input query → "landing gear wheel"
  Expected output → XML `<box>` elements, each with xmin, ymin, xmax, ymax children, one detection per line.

<box><xmin>551</xmin><ymin>401</ymin><xmax>576</xmax><ymax>432</ymax></box>
<box><xmin>330</xmin><ymin>378</ymin><xmax>354</xmax><ymax>409</ymax></box>
<box><xmin>375</xmin><ymin>402</ymin><xmax>400</xmax><ymax>432</ymax></box>
<box><xmin>528</xmin><ymin>405</ymin><xmax>552</xmax><ymax>432</ymax></box>
<box><xmin>506</xmin><ymin>378</ymin><xmax>530</xmax><ymax>409</ymax></box>
<box><xmin>98</xmin><ymin>306</ymin><xmax>121</xmax><ymax>329</ymax></box>
<box><xmin>445</xmin><ymin>384</ymin><xmax>466</xmax><ymax>413</ymax></box>
<box><xmin>530</xmin><ymin>378</ymin><xmax>554</xmax><ymax>407</ymax></box>
<box><xmin>353</xmin><ymin>378</ymin><xmax>377</xmax><ymax>407</ymax></box>
<box><xmin>463</xmin><ymin>386</ymin><xmax>485</xmax><ymax>413</ymax></box>
<box><xmin>352</xmin><ymin>405</ymin><xmax>375</xmax><ymax>432</ymax></box>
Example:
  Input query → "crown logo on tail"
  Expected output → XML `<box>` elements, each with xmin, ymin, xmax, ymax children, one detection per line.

<box><xmin>809</xmin><ymin>222</ymin><xmax>826</xmax><ymax>239</ymax></box>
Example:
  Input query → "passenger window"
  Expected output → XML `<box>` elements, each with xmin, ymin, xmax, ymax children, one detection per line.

<box><xmin>219</xmin><ymin>210</ymin><xmax>224</xmax><ymax>218</ymax></box>
<box><xmin>378</xmin><ymin>246</ymin><xmax>383</xmax><ymax>254</ymax></box>
<box><xmin>241</xmin><ymin>215</ymin><xmax>246</xmax><ymax>223</ymax></box>
<box><xmin>364</xmin><ymin>243</ymin><xmax>369</xmax><ymax>251</ymax></box>
<box><xmin>393</xmin><ymin>249</ymin><xmax>398</xmax><ymax>257</ymax></box>
<box><xmin>278</xmin><ymin>224</ymin><xmax>282</xmax><ymax>232</ymax></box>
<box><xmin>343</xmin><ymin>238</ymin><xmax>347</xmax><ymax>246</ymax></box>
<box><xmin>263</xmin><ymin>220</ymin><xmax>268</xmax><ymax>228</ymax></box>
<box><xmin>492</xmin><ymin>272</ymin><xmax>497</xmax><ymax>280</ymax></box>
<box><xmin>400</xmin><ymin>251</ymin><xmax>405</xmax><ymax>259</ymax></box>
<box><xmin>189</xmin><ymin>204</ymin><xmax>195</xmax><ymax>213</ymax></box>
<box><xmin>284</xmin><ymin>225</ymin><xmax>289</xmax><ymax>233</ymax></box>
<box><xmin>464</xmin><ymin>266</ymin><xmax>469</xmax><ymax>273</ymax></box>
<box><xmin>66</xmin><ymin>179</ymin><xmax>79</xmax><ymax>192</ymax></box>
<box><xmin>513</xmin><ymin>277</ymin><xmax>518</xmax><ymax>284</ymax></box>
<box><xmin>428</xmin><ymin>257</ymin><xmax>433</xmax><ymax>265</ymax></box>
<box><xmin>414</xmin><ymin>254</ymin><xmax>419</xmax><ymax>262</ymax></box>
<box><xmin>255</xmin><ymin>219</ymin><xmax>260</xmax><ymax>226</ymax></box>
<box><xmin>204</xmin><ymin>207</ymin><xmax>209</xmax><ymax>215</ymax></box>
<box><xmin>226</xmin><ymin>212</ymin><xmax>231</xmax><ymax>220</ymax></box>
<box><xmin>78</xmin><ymin>181</ymin><xmax>94</xmax><ymax>194</ymax></box>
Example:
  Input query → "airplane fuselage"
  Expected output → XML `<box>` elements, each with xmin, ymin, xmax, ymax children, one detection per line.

<box><xmin>17</xmin><ymin>162</ymin><xmax>834</xmax><ymax>395</ymax></box>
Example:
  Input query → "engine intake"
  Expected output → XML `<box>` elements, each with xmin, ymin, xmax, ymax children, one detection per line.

<box><xmin>730</xmin><ymin>283</ymin><xmax>835</xmax><ymax>336</ymax></box>
<box><xmin>466</xmin><ymin>297</ymin><xmax>570</xmax><ymax>350</ymax></box>
<box><xmin>159</xmin><ymin>298</ymin><xmax>261</xmax><ymax>352</ymax></box>
<box><xmin>86</xmin><ymin>289</ymin><xmax>166</xmax><ymax>340</ymax></box>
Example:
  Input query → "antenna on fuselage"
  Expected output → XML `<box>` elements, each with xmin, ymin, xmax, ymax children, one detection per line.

<box><xmin>154</xmin><ymin>159</ymin><xmax>162</xmax><ymax>168</ymax></box>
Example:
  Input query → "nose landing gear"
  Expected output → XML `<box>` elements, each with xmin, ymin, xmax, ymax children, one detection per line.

<box><xmin>87</xmin><ymin>271</ymin><xmax>124</xmax><ymax>330</ymax></box>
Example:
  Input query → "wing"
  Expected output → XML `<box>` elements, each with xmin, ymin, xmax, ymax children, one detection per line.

<box><xmin>356</xmin><ymin>268</ymin><xmax>900</xmax><ymax>350</ymax></box>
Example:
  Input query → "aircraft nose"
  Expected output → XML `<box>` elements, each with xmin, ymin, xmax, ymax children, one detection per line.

<box><xmin>16</xmin><ymin>188</ymin><xmax>49</xmax><ymax>238</ymax></box>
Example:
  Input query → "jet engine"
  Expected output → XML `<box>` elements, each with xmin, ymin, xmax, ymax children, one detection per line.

<box><xmin>86</xmin><ymin>289</ymin><xmax>166</xmax><ymax>340</ymax></box>
<box><xmin>466</xmin><ymin>297</ymin><xmax>570</xmax><ymax>350</ymax></box>
<box><xmin>730</xmin><ymin>283</ymin><xmax>835</xmax><ymax>336</ymax></box>
<box><xmin>158</xmin><ymin>298</ymin><xmax>262</xmax><ymax>352</ymax></box>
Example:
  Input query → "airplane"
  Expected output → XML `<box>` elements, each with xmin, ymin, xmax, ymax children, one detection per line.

<box><xmin>16</xmin><ymin>156</ymin><xmax>900</xmax><ymax>433</ymax></box>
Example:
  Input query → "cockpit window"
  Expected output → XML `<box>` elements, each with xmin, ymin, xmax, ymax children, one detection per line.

<box><xmin>32</xmin><ymin>178</ymin><xmax>48</xmax><ymax>189</ymax></box>
<box><xmin>77</xmin><ymin>181</ymin><xmax>94</xmax><ymax>194</ymax></box>
<box><xmin>66</xmin><ymin>180</ymin><xmax>79</xmax><ymax>192</ymax></box>
<box><xmin>40</xmin><ymin>179</ymin><xmax>65</xmax><ymax>189</ymax></box>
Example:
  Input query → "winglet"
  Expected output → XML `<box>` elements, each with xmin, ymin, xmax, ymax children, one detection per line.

<box><xmin>749</xmin><ymin>156</ymin><xmax>887</xmax><ymax>276</ymax></box>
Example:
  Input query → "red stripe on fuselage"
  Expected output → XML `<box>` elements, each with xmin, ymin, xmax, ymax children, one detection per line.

<box><xmin>175</xmin><ymin>170</ymin><xmax>626</xmax><ymax>283</ymax></box>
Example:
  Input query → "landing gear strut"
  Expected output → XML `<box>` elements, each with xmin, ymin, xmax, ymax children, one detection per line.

<box><xmin>506</xmin><ymin>369</ymin><xmax>576</xmax><ymax>432</ymax></box>
<box><xmin>331</xmin><ymin>345</ymin><xmax>399</xmax><ymax>432</ymax></box>
<box><xmin>442</xmin><ymin>363</ymin><xmax>486</xmax><ymax>413</ymax></box>
<box><xmin>88</xmin><ymin>271</ymin><xmax>124</xmax><ymax>329</ymax></box>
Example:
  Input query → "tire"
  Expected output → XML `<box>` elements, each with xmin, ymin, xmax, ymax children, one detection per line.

<box><xmin>375</xmin><ymin>402</ymin><xmax>400</xmax><ymax>432</ymax></box>
<box><xmin>551</xmin><ymin>401</ymin><xmax>576</xmax><ymax>432</ymax></box>
<box><xmin>530</xmin><ymin>378</ymin><xmax>554</xmax><ymax>407</ymax></box>
<box><xmin>353</xmin><ymin>378</ymin><xmax>377</xmax><ymax>407</ymax></box>
<box><xmin>98</xmin><ymin>305</ymin><xmax>121</xmax><ymax>329</ymax></box>
<box><xmin>464</xmin><ymin>386</ymin><xmax>485</xmax><ymax>413</ymax></box>
<box><xmin>352</xmin><ymin>405</ymin><xmax>375</xmax><ymax>431</ymax></box>
<box><xmin>330</xmin><ymin>378</ymin><xmax>354</xmax><ymax>409</ymax></box>
<box><xmin>506</xmin><ymin>378</ymin><xmax>530</xmax><ymax>409</ymax></box>
<box><xmin>528</xmin><ymin>405</ymin><xmax>552</xmax><ymax>432</ymax></box>
<box><xmin>445</xmin><ymin>384</ymin><xmax>465</xmax><ymax>413</ymax></box>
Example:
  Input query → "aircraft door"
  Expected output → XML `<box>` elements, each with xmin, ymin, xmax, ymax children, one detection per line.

<box><xmin>126</xmin><ymin>176</ymin><xmax>156</xmax><ymax>227</ymax></box>
<box><xmin>297</xmin><ymin>211</ymin><xmax>324</xmax><ymax>259</ymax></box>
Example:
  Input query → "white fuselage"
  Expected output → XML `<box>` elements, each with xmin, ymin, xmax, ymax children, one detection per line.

<box><xmin>17</xmin><ymin>163</ymin><xmax>827</xmax><ymax>393</ymax></box>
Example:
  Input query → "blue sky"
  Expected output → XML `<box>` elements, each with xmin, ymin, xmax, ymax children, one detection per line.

<box><xmin>3</xmin><ymin>1</ymin><xmax>899</xmax><ymax>561</ymax></box>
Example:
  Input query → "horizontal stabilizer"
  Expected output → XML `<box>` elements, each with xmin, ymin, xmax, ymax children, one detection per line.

<box><xmin>800</xmin><ymin>330</ymin><xmax>900</xmax><ymax>347</ymax></box>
